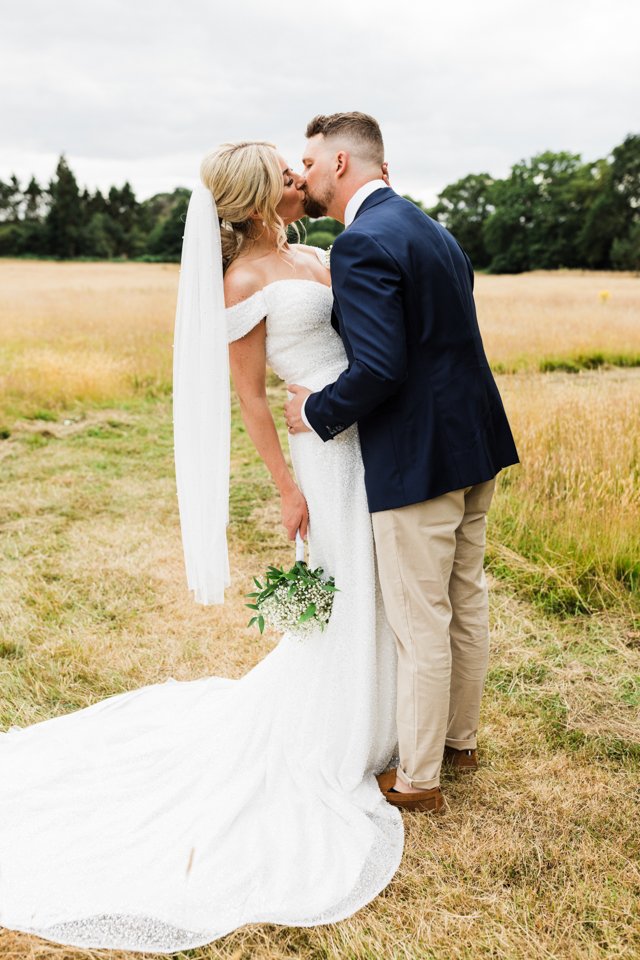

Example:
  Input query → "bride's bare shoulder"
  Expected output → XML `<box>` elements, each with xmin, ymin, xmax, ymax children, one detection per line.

<box><xmin>294</xmin><ymin>243</ymin><xmax>331</xmax><ymax>271</ymax></box>
<box><xmin>296</xmin><ymin>243</ymin><xmax>329</xmax><ymax>259</ymax></box>
<box><xmin>223</xmin><ymin>260</ymin><xmax>265</xmax><ymax>308</ymax></box>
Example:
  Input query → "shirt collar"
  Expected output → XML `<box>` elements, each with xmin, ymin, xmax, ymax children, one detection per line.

<box><xmin>344</xmin><ymin>179</ymin><xmax>388</xmax><ymax>227</ymax></box>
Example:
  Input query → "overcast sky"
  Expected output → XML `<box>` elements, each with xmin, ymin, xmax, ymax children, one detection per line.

<box><xmin>2</xmin><ymin>0</ymin><xmax>638</xmax><ymax>205</ymax></box>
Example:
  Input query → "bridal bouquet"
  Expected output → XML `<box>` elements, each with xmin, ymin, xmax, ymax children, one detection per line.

<box><xmin>246</xmin><ymin>554</ymin><xmax>338</xmax><ymax>639</ymax></box>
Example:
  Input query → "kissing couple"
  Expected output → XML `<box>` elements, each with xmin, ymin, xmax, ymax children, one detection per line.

<box><xmin>0</xmin><ymin>112</ymin><xmax>518</xmax><ymax>953</ymax></box>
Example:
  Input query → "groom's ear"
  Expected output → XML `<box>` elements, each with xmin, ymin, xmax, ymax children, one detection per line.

<box><xmin>335</xmin><ymin>150</ymin><xmax>349</xmax><ymax>178</ymax></box>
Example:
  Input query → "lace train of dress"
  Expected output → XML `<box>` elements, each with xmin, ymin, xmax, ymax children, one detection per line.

<box><xmin>0</xmin><ymin>277</ymin><xmax>402</xmax><ymax>953</ymax></box>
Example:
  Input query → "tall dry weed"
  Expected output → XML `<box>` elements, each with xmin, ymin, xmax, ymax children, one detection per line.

<box><xmin>494</xmin><ymin>370</ymin><xmax>640</xmax><ymax>610</ymax></box>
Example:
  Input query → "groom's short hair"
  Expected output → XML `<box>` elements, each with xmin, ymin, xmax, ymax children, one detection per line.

<box><xmin>305</xmin><ymin>112</ymin><xmax>384</xmax><ymax>165</ymax></box>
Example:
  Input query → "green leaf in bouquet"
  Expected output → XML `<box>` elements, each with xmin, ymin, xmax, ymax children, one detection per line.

<box><xmin>253</xmin><ymin>578</ymin><xmax>262</xmax><ymax>589</ymax></box>
<box><xmin>246</xmin><ymin>603</ymin><xmax>260</xmax><ymax>611</ymax></box>
<box><xmin>258</xmin><ymin>615</ymin><xmax>265</xmax><ymax>634</ymax></box>
<box><xmin>298</xmin><ymin>603</ymin><xmax>317</xmax><ymax>623</ymax></box>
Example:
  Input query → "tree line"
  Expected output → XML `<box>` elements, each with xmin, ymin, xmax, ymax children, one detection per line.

<box><xmin>0</xmin><ymin>133</ymin><xmax>637</xmax><ymax>271</ymax></box>
<box><xmin>0</xmin><ymin>156</ymin><xmax>190</xmax><ymax>262</ymax></box>
<box><xmin>423</xmin><ymin>134</ymin><xmax>639</xmax><ymax>272</ymax></box>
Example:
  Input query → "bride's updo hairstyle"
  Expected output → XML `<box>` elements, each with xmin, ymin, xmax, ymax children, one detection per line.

<box><xmin>200</xmin><ymin>141</ymin><xmax>288</xmax><ymax>272</ymax></box>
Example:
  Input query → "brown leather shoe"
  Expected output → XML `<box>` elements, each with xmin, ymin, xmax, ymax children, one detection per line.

<box><xmin>384</xmin><ymin>784</ymin><xmax>444</xmax><ymax>813</ymax></box>
<box><xmin>377</xmin><ymin>769</ymin><xmax>444</xmax><ymax>812</ymax></box>
<box><xmin>376</xmin><ymin>769</ymin><xmax>397</xmax><ymax>793</ymax></box>
<box><xmin>443</xmin><ymin>745</ymin><xmax>478</xmax><ymax>773</ymax></box>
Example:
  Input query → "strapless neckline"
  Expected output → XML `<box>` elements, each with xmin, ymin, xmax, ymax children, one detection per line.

<box><xmin>226</xmin><ymin>278</ymin><xmax>331</xmax><ymax>311</ymax></box>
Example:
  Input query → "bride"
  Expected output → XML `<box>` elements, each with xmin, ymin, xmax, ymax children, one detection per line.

<box><xmin>0</xmin><ymin>141</ymin><xmax>402</xmax><ymax>954</ymax></box>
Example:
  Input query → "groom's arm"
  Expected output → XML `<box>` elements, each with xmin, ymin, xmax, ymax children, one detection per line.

<box><xmin>303</xmin><ymin>231</ymin><xmax>407</xmax><ymax>442</ymax></box>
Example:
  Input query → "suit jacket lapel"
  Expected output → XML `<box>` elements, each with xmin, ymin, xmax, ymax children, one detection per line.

<box><xmin>330</xmin><ymin>189</ymin><xmax>395</xmax><ymax>339</ymax></box>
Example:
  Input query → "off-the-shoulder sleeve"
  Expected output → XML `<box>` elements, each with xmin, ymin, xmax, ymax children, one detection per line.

<box><xmin>225</xmin><ymin>290</ymin><xmax>267</xmax><ymax>343</ymax></box>
<box><xmin>312</xmin><ymin>245</ymin><xmax>331</xmax><ymax>269</ymax></box>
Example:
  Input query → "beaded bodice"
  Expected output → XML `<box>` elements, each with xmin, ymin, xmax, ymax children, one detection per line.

<box><xmin>225</xmin><ymin>279</ymin><xmax>348</xmax><ymax>392</ymax></box>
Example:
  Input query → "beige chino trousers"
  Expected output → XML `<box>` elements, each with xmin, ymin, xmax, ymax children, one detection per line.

<box><xmin>372</xmin><ymin>478</ymin><xmax>496</xmax><ymax>789</ymax></box>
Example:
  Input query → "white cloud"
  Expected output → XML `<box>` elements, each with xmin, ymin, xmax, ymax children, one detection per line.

<box><xmin>1</xmin><ymin>0</ymin><xmax>638</xmax><ymax>202</ymax></box>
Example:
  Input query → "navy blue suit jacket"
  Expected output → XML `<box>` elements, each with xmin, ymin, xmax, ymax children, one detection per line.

<box><xmin>304</xmin><ymin>188</ymin><xmax>519</xmax><ymax>513</ymax></box>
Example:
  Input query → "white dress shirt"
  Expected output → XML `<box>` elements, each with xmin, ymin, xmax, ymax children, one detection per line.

<box><xmin>300</xmin><ymin>179</ymin><xmax>388</xmax><ymax>430</ymax></box>
<box><xmin>344</xmin><ymin>179</ymin><xmax>388</xmax><ymax>227</ymax></box>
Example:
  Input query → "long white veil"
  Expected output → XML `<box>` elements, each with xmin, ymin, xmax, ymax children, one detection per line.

<box><xmin>173</xmin><ymin>183</ymin><xmax>230</xmax><ymax>604</ymax></box>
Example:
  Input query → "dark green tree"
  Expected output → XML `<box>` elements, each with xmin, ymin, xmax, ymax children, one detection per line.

<box><xmin>576</xmin><ymin>136</ymin><xmax>640</xmax><ymax>269</ymax></box>
<box><xmin>611</xmin><ymin>134</ymin><xmax>640</xmax><ymax>208</ymax></box>
<box><xmin>304</xmin><ymin>231</ymin><xmax>334</xmax><ymax>249</ymax></box>
<box><xmin>428</xmin><ymin>174</ymin><xmax>495</xmax><ymax>268</ymax></box>
<box><xmin>146</xmin><ymin>188</ymin><xmax>190</xmax><ymax>260</ymax></box>
<box><xmin>611</xmin><ymin>222</ymin><xmax>640</xmax><ymax>270</ymax></box>
<box><xmin>0</xmin><ymin>175</ymin><xmax>23</xmax><ymax>222</ymax></box>
<box><xmin>86</xmin><ymin>189</ymin><xmax>109</xmax><ymax>217</ymax></box>
<box><xmin>608</xmin><ymin>135</ymin><xmax>640</xmax><ymax>269</ymax></box>
<box><xmin>19</xmin><ymin>177</ymin><xmax>48</xmax><ymax>254</ymax></box>
<box><xmin>24</xmin><ymin>177</ymin><xmax>45</xmax><ymax>220</ymax></box>
<box><xmin>83</xmin><ymin>213</ymin><xmax>119</xmax><ymax>258</ymax></box>
<box><xmin>46</xmin><ymin>155</ymin><xmax>85</xmax><ymax>258</ymax></box>
<box><xmin>0</xmin><ymin>180</ymin><xmax>15</xmax><ymax>222</ymax></box>
<box><xmin>575</xmin><ymin>161</ymin><xmax>621</xmax><ymax>268</ymax></box>
<box><xmin>483</xmin><ymin>151</ymin><xmax>597</xmax><ymax>272</ymax></box>
<box><xmin>7</xmin><ymin>175</ymin><xmax>23</xmax><ymax>221</ymax></box>
<box><xmin>106</xmin><ymin>182</ymin><xmax>145</xmax><ymax>255</ymax></box>
<box><xmin>302</xmin><ymin>215</ymin><xmax>343</xmax><ymax>242</ymax></box>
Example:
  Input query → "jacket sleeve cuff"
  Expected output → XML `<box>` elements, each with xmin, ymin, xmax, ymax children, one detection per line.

<box><xmin>303</xmin><ymin>393</ymin><xmax>346</xmax><ymax>442</ymax></box>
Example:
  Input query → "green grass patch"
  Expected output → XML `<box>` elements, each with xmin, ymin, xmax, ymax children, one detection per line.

<box><xmin>491</xmin><ymin>352</ymin><xmax>640</xmax><ymax>375</ymax></box>
<box><xmin>539</xmin><ymin>352</ymin><xmax>640</xmax><ymax>373</ymax></box>
<box><xmin>24</xmin><ymin>409</ymin><xmax>58</xmax><ymax>421</ymax></box>
<box><xmin>538</xmin><ymin>694</ymin><xmax>640</xmax><ymax>767</ymax></box>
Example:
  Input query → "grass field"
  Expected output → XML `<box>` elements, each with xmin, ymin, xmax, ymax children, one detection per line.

<box><xmin>0</xmin><ymin>263</ymin><xmax>638</xmax><ymax>421</ymax></box>
<box><xmin>1</xmin><ymin>261</ymin><xmax>639</xmax><ymax>960</ymax></box>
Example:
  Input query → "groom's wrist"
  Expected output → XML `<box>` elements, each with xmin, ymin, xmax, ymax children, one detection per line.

<box><xmin>300</xmin><ymin>398</ymin><xmax>312</xmax><ymax>430</ymax></box>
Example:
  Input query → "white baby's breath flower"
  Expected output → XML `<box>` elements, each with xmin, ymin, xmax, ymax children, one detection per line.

<box><xmin>246</xmin><ymin>560</ymin><xmax>338</xmax><ymax>640</ymax></box>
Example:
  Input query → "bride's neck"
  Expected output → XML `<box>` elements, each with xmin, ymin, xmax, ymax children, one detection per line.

<box><xmin>241</xmin><ymin>226</ymin><xmax>285</xmax><ymax>262</ymax></box>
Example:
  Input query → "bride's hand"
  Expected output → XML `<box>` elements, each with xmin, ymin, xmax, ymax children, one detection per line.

<box><xmin>280</xmin><ymin>485</ymin><xmax>309</xmax><ymax>541</ymax></box>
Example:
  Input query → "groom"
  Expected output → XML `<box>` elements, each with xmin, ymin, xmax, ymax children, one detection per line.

<box><xmin>285</xmin><ymin>112</ymin><xmax>519</xmax><ymax>813</ymax></box>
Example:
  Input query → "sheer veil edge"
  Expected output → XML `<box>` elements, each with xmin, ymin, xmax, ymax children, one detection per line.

<box><xmin>173</xmin><ymin>183</ymin><xmax>230</xmax><ymax>604</ymax></box>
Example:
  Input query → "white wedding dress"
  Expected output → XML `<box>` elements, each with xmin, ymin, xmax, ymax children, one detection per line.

<box><xmin>0</xmin><ymin>274</ymin><xmax>402</xmax><ymax>953</ymax></box>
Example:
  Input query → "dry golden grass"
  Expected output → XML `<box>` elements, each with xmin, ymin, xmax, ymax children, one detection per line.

<box><xmin>0</xmin><ymin>262</ymin><xmax>639</xmax><ymax>423</ymax></box>
<box><xmin>475</xmin><ymin>271</ymin><xmax>640</xmax><ymax>371</ymax></box>
<box><xmin>0</xmin><ymin>260</ymin><xmax>176</xmax><ymax>418</ymax></box>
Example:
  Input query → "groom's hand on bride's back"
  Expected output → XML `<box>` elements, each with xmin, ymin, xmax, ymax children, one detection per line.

<box><xmin>285</xmin><ymin>384</ymin><xmax>312</xmax><ymax>434</ymax></box>
<box><xmin>280</xmin><ymin>484</ymin><xmax>309</xmax><ymax>541</ymax></box>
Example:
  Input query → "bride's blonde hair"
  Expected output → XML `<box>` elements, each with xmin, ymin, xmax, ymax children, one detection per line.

<box><xmin>200</xmin><ymin>141</ymin><xmax>288</xmax><ymax>272</ymax></box>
